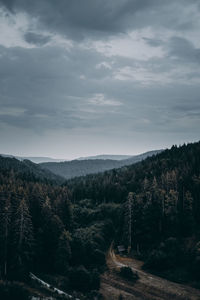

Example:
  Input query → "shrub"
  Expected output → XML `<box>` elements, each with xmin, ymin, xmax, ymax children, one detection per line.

<box><xmin>119</xmin><ymin>266</ymin><xmax>138</xmax><ymax>281</ymax></box>
<box><xmin>69</xmin><ymin>266</ymin><xmax>90</xmax><ymax>292</ymax></box>
<box><xmin>144</xmin><ymin>237</ymin><xmax>182</xmax><ymax>271</ymax></box>
<box><xmin>93</xmin><ymin>249</ymin><xmax>106</xmax><ymax>266</ymax></box>
<box><xmin>0</xmin><ymin>281</ymin><xmax>29</xmax><ymax>300</ymax></box>
<box><xmin>69</xmin><ymin>266</ymin><xmax>101</xmax><ymax>292</ymax></box>
<box><xmin>191</xmin><ymin>241</ymin><xmax>200</xmax><ymax>279</ymax></box>
<box><xmin>144</xmin><ymin>249</ymin><xmax>167</xmax><ymax>271</ymax></box>
<box><xmin>90</xmin><ymin>269</ymin><xmax>100</xmax><ymax>290</ymax></box>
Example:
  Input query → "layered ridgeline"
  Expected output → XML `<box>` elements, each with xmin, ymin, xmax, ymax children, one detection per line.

<box><xmin>40</xmin><ymin>150</ymin><xmax>161</xmax><ymax>179</ymax></box>
<box><xmin>0</xmin><ymin>154</ymin><xmax>67</xmax><ymax>164</ymax></box>
<box><xmin>66</xmin><ymin>141</ymin><xmax>200</xmax><ymax>284</ymax></box>
<box><xmin>77</xmin><ymin>154</ymin><xmax>133</xmax><ymax>160</ymax></box>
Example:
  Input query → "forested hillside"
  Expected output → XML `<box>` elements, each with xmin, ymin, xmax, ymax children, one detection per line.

<box><xmin>0</xmin><ymin>156</ymin><xmax>64</xmax><ymax>184</ymax></box>
<box><xmin>0</xmin><ymin>156</ymin><xmax>116</xmax><ymax>298</ymax></box>
<box><xmin>40</xmin><ymin>150</ymin><xmax>161</xmax><ymax>179</ymax></box>
<box><xmin>67</xmin><ymin>141</ymin><xmax>200</xmax><ymax>284</ymax></box>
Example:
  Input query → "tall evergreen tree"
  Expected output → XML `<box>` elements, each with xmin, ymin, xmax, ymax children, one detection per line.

<box><xmin>55</xmin><ymin>230</ymin><xmax>71</xmax><ymax>274</ymax></box>
<box><xmin>0</xmin><ymin>192</ymin><xmax>11</xmax><ymax>278</ymax></box>
<box><xmin>11</xmin><ymin>198</ymin><xmax>34</xmax><ymax>278</ymax></box>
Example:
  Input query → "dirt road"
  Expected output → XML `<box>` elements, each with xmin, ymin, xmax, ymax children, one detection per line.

<box><xmin>100</xmin><ymin>248</ymin><xmax>200</xmax><ymax>300</ymax></box>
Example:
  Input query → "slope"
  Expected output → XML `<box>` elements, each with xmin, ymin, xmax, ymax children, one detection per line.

<box><xmin>66</xmin><ymin>141</ymin><xmax>200</xmax><ymax>287</ymax></box>
<box><xmin>40</xmin><ymin>150</ymin><xmax>162</xmax><ymax>179</ymax></box>
<box><xmin>0</xmin><ymin>155</ymin><xmax>64</xmax><ymax>184</ymax></box>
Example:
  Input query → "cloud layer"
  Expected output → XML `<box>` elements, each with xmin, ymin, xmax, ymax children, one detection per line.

<box><xmin>0</xmin><ymin>0</ymin><xmax>199</xmax><ymax>158</ymax></box>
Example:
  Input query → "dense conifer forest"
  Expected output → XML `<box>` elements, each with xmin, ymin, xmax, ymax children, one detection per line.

<box><xmin>67</xmin><ymin>141</ymin><xmax>200</xmax><ymax>283</ymax></box>
<box><xmin>0</xmin><ymin>155</ymin><xmax>114</xmax><ymax>298</ymax></box>
<box><xmin>0</xmin><ymin>141</ymin><xmax>200</xmax><ymax>298</ymax></box>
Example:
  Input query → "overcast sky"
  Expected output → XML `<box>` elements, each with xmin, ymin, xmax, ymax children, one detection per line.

<box><xmin>0</xmin><ymin>0</ymin><xmax>199</xmax><ymax>159</ymax></box>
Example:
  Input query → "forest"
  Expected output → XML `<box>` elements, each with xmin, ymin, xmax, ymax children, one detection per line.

<box><xmin>67</xmin><ymin>141</ymin><xmax>200</xmax><ymax>284</ymax></box>
<box><xmin>0</xmin><ymin>155</ymin><xmax>115</xmax><ymax>299</ymax></box>
<box><xmin>0</xmin><ymin>141</ymin><xmax>200</xmax><ymax>298</ymax></box>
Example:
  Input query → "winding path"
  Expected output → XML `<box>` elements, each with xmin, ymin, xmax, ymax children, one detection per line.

<box><xmin>100</xmin><ymin>247</ymin><xmax>200</xmax><ymax>300</ymax></box>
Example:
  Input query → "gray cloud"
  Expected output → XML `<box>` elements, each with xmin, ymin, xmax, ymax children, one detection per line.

<box><xmin>0</xmin><ymin>0</ymin><xmax>199</xmax><ymax>40</ymax></box>
<box><xmin>0</xmin><ymin>43</ymin><xmax>199</xmax><ymax>135</ymax></box>
<box><xmin>168</xmin><ymin>37</ymin><xmax>200</xmax><ymax>63</ymax></box>
<box><xmin>0</xmin><ymin>44</ymin><xmax>120</xmax><ymax>133</ymax></box>
<box><xmin>0</xmin><ymin>1</ymin><xmax>199</xmax><ymax>158</ymax></box>
<box><xmin>143</xmin><ymin>37</ymin><xmax>163</xmax><ymax>47</ymax></box>
<box><xmin>24</xmin><ymin>32</ymin><xmax>51</xmax><ymax>46</ymax></box>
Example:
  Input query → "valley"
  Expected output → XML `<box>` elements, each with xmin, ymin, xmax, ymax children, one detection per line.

<box><xmin>0</xmin><ymin>141</ymin><xmax>200</xmax><ymax>299</ymax></box>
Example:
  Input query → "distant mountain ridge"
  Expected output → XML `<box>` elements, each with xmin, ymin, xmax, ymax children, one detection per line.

<box><xmin>40</xmin><ymin>150</ymin><xmax>162</xmax><ymax>179</ymax></box>
<box><xmin>0</xmin><ymin>154</ymin><xmax>67</xmax><ymax>163</ymax></box>
<box><xmin>0</xmin><ymin>150</ymin><xmax>163</xmax><ymax>180</ymax></box>
<box><xmin>77</xmin><ymin>154</ymin><xmax>133</xmax><ymax>161</ymax></box>
<box><xmin>1</xmin><ymin>151</ymin><xmax>161</xmax><ymax>164</ymax></box>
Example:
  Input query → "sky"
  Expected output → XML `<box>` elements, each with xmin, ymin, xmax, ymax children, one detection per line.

<box><xmin>0</xmin><ymin>0</ymin><xmax>199</xmax><ymax>159</ymax></box>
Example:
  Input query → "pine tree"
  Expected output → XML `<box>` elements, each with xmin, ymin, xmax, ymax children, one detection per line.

<box><xmin>11</xmin><ymin>198</ymin><xmax>34</xmax><ymax>278</ymax></box>
<box><xmin>123</xmin><ymin>192</ymin><xmax>134</xmax><ymax>251</ymax></box>
<box><xmin>40</xmin><ymin>198</ymin><xmax>65</xmax><ymax>271</ymax></box>
<box><xmin>54</xmin><ymin>191</ymin><xmax>72</xmax><ymax>230</ymax></box>
<box><xmin>55</xmin><ymin>230</ymin><xmax>71</xmax><ymax>274</ymax></box>
<box><xmin>0</xmin><ymin>192</ymin><xmax>11</xmax><ymax>278</ymax></box>
<box><xmin>181</xmin><ymin>191</ymin><xmax>194</xmax><ymax>236</ymax></box>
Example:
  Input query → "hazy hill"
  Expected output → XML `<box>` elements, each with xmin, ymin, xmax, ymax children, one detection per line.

<box><xmin>121</xmin><ymin>149</ymin><xmax>162</xmax><ymax>165</ymax></box>
<box><xmin>1</xmin><ymin>151</ymin><xmax>160</xmax><ymax>165</ymax></box>
<box><xmin>0</xmin><ymin>155</ymin><xmax>64</xmax><ymax>183</ymax></box>
<box><xmin>77</xmin><ymin>154</ymin><xmax>133</xmax><ymax>160</ymax></box>
<box><xmin>40</xmin><ymin>150</ymin><xmax>162</xmax><ymax>179</ymax></box>
<box><xmin>0</xmin><ymin>154</ymin><xmax>67</xmax><ymax>163</ymax></box>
